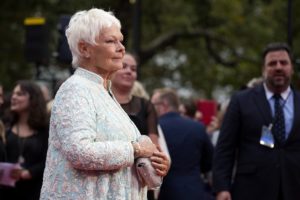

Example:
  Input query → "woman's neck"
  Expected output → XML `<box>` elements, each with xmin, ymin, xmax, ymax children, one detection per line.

<box><xmin>80</xmin><ymin>63</ymin><xmax>114</xmax><ymax>90</ymax></box>
<box><xmin>112</xmin><ymin>85</ymin><xmax>132</xmax><ymax>104</ymax></box>
<box><xmin>18</xmin><ymin>112</ymin><xmax>29</xmax><ymax>124</ymax></box>
<box><xmin>14</xmin><ymin>113</ymin><xmax>34</xmax><ymax>137</ymax></box>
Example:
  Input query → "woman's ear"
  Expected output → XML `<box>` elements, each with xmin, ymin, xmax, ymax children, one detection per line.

<box><xmin>78</xmin><ymin>41</ymin><xmax>90</xmax><ymax>58</ymax></box>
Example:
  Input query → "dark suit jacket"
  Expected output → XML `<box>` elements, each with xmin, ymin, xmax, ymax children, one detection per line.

<box><xmin>158</xmin><ymin>112</ymin><xmax>214</xmax><ymax>200</ymax></box>
<box><xmin>213</xmin><ymin>84</ymin><xmax>300</xmax><ymax>200</ymax></box>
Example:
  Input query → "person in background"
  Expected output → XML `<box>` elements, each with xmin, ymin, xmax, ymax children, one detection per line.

<box><xmin>0</xmin><ymin>120</ymin><xmax>5</xmax><ymax>161</ymax></box>
<box><xmin>2</xmin><ymin>80</ymin><xmax>49</xmax><ymax>200</ymax></box>
<box><xmin>40</xmin><ymin>8</ymin><xmax>169</xmax><ymax>200</ymax></box>
<box><xmin>0</xmin><ymin>84</ymin><xmax>4</xmax><ymax>109</ymax></box>
<box><xmin>111</xmin><ymin>53</ymin><xmax>159</xmax><ymax>146</ymax></box>
<box><xmin>246</xmin><ymin>77</ymin><xmax>264</xmax><ymax>88</ymax></box>
<box><xmin>152</xmin><ymin>88</ymin><xmax>214</xmax><ymax>200</ymax></box>
<box><xmin>209</xmin><ymin>101</ymin><xmax>228</xmax><ymax>147</ymax></box>
<box><xmin>0</xmin><ymin>83</ymin><xmax>6</xmax><ymax>161</ymax></box>
<box><xmin>213</xmin><ymin>42</ymin><xmax>300</xmax><ymax>200</ymax></box>
<box><xmin>131</xmin><ymin>80</ymin><xmax>150</xmax><ymax>100</ymax></box>
<box><xmin>179</xmin><ymin>98</ymin><xmax>220</xmax><ymax>138</ymax></box>
<box><xmin>111</xmin><ymin>53</ymin><xmax>164</xmax><ymax>200</ymax></box>
<box><xmin>38</xmin><ymin>83</ymin><xmax>52</xmax><ymax>103</ymax></box>
<box><xmin>0</xmin><ymin>120</ymin><xmax>5</xmax><ymax>197</ymax></box>
<box><xmin>179</xmin><ymin>98</ymin><xmax>203</xmax><ymax>121</ymax></box>
<box><xmin>45</xmin><ymin>79</ymin><xmax>66</xmax><ymax>113</ymax></box>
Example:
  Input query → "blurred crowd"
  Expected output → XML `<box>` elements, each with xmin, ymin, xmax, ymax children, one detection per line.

<box><xmin>0</xmin><ymin>9</ymin><xmax>298</xmax><ymax>200</ymax></box>
<box><xmin>0</xmin><ymin>53</ymin><xmax>264</xmax><ymax>200</ymax></box>
<box><xmin>0</xmin><ymin>54</ymin><xmax>221</xmax><ymax>200</ymax></box>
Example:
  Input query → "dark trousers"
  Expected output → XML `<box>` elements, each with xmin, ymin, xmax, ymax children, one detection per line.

<box><xmin>148</xmin><ymin>190</ymin><xmax>155</xmax><ymax>200</ymax></box>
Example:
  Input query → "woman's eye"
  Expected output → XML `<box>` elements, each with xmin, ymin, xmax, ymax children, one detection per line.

<box><xmin>131</xmin><ymin>67</ymin><xmax>137</xmax><ymax>72</ymax></box>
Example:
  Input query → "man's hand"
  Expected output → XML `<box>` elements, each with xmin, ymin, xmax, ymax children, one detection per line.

<box><xmin>216</xmin><ymin>191</ymin><xmax>231</xmax><ymax>200</ymax></box>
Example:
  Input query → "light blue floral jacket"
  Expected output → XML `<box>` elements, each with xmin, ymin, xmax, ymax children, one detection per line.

<box><xmin>40</xmin><ymin>68</ymin><xmax>147</xmax><ymax>200</ymax></box>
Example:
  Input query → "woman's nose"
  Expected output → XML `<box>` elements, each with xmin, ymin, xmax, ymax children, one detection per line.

<box><xmin>11</xmin><ymin>93</ymin><xmax>17</xmax><ymax>100</ymax></box>
<box><xmin>117</xmin><ymin>41</ymin><xmax>125</xmax><ymax>53</ymax></box>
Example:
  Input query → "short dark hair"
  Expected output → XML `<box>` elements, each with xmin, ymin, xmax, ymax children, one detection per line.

<box><xmin>154</xmin><ymin>88</ymin><xmax>180</xmax><ymax>111</ymax></box>
<box><xmin>262</xmin><ymin>42</ymin><xmax>293</xmax><ymax>64</ymax></box>
<box><xmin>181</xmin><ymin>99</ymin><xmax>197</xmax><ymax>118</ymax></box>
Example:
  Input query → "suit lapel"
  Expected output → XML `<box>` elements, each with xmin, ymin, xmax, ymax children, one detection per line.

<box><xmin>285</xmin><ymin>89</ymin><xmax>300</xmax><ymax>143</ymax></box>
<box><xmin>253</xmin><ymin>84</ymin><xmax>273</xmax><ymax>125</ymax></box>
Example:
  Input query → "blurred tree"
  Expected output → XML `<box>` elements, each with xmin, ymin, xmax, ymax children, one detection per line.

<box><xmin>138</xmin><ymin>0</ymin><xmax>299</xmax><ymax>98</ymax></box>
<box><xmin>0</xmin><ymin>0</ymin><xmax>298</xmax><ymax>98</ymax></box>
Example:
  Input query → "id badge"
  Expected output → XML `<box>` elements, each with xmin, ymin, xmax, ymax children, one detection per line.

<box><xmin>260</xmin><ymin>124</ymin><xmax>275</xmax><ymax>148</ymax></box>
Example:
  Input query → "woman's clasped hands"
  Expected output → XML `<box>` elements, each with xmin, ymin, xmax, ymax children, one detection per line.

<box><xmin>134</xmin><ymin>135</ymin><xmax>170</xmax><ymax>177</ymax></box>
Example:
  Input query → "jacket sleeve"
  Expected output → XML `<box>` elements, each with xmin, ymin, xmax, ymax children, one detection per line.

<box><xmin>213</xmin><ymin>93</ymin><xmax>241</xmax><ymax>193</ymax></box>
<box><xmin>51</xmin><ymin>84</ymin><xmax>134</xmax><ymax>171</ymax></box>
<box><xmin>200</xmin><ymin>127</ymin><xmax>214</xmax><ymax>173</ymax></box>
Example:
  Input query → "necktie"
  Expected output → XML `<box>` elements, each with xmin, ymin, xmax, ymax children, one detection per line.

<box><xmin>272</xmin><ymin>94</ymin><xmax>286</xmax><ymax>145</ymax></box>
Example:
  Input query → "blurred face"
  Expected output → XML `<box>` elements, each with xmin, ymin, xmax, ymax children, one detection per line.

<box><xmin>40</xmin><ymin>85</ymin><xmax>51</xmax><ymax>102</ymax></box>
<box><xmin>178</xmin><ymin>104</ymin><xmax>186</xmax><ymax>116</ymax></box>
<box><xmin>151</xmin><ymin>92</ymin><xmax>165</xmax><ymax>117</ymax></box>
<box><xmin>0</xmin><ymin>86</ymin><xmax>3</xmax><ymax>106</ymax></box>
<box><xmin>82</xmin><ymin>25</ymin><xmax>125</xmax><ymax>76</ymax></box>
<box><xmin>111</xmin><ymin>54</ymin><xmax>137</xmax><ymax>89</ymax></box>
<box><xmin>10</xmin><ymin>85</ymin><xmax>30</xmax><ymax>113</ymax></box>
<box><xmin>263</xmin><ymin>50</ymin><xmax>293</xmax><ymax>93</ymax></box>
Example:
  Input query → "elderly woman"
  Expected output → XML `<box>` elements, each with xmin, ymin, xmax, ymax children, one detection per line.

<box><xmin>40</xmin><ymin>8</ymin><xmax>169</xmax><ymax>200</ymax></box>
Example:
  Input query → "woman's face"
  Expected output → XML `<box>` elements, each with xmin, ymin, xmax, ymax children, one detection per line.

<box><xmin>88</xmin><ymin>25</ymin><xmax>125</xmax><ymax>76</ymax></box>
<box><xmin>10</xmin><ymin>85</ymin><xmax>30</xmax><ymax>113</ymax></box>
<box><xmin>111</xmin><ymin>54</ymin><xmax>137</xmax><ymax>89</ymax></box>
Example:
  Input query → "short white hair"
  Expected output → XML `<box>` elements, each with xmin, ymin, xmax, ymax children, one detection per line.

<box><xmin>66</xmin><ymin>8</ymin><xmax>121</xmax><ymax>67</ymax></box>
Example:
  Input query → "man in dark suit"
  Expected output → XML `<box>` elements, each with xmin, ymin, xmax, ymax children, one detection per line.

<box><xmin>151</xmin><ymin>88</ymin><xmax>214</xmax><ymax>200</ymax></box>
<box><xmin>213</xmin><ymin>42</ymin><xmax>300</xmax><ymax>200</ymax></box>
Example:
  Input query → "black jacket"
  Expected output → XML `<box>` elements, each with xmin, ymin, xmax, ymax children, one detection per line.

<box><xmin>213</xmin><ymin>84</ymin><xmax>300</xmax><ymax>200</ymax></box>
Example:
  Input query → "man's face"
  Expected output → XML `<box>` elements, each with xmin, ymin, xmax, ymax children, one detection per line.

<box><xmin>263</xmin><ymin>50</ymin><xmax>293</xmax><ymax>92</ymax></box>
<box><xmin>151</xmin><ymin>92</ymin><xmax>165</xmax><ymax>117</ymax></box>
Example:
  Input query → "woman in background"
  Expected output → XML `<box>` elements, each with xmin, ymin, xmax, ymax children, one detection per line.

<box><xmin>3</xmin><ymin>80</ymin><xmax>49</xmax><ymax>200</ymax></box>
<box><xmin>111</xmin><ymin>53</ymin><xmax>159</xmax><ymax>146</ymax></box>
<box><xmin>111</xmin><ymin>53</ymin><xmax>162</xmax><ymax>200</ymax></box>
<box><xmin>0</xmin><ymin>83</ymin><xmax>6</xmax><ymax>162</ymax></box>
